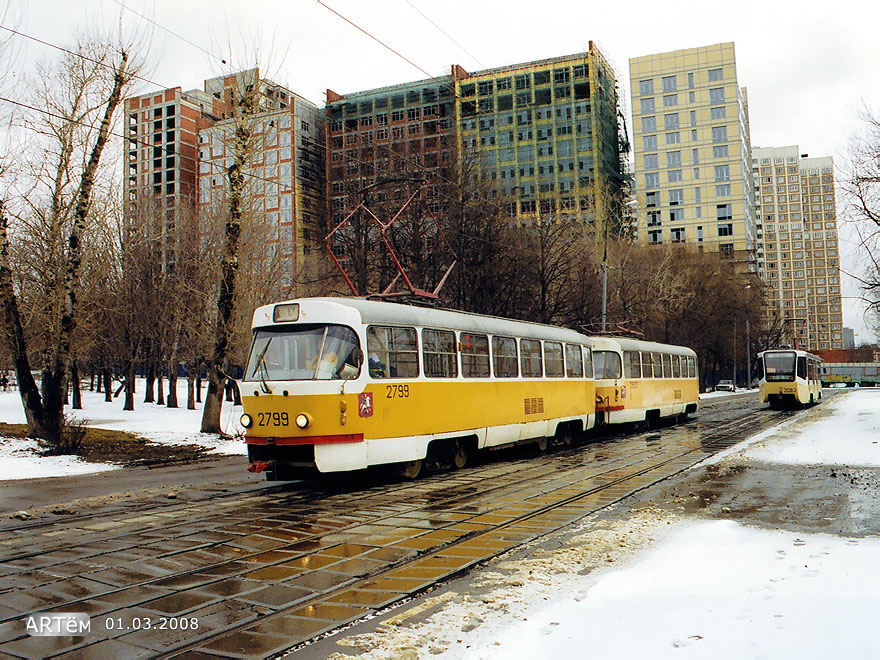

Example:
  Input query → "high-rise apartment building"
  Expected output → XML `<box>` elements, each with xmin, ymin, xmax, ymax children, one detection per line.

<box><xmin>198</xmin><ymin>70</ymin><xmax>325</xmax><ymax>290</ymax></box>
<box><xmin>752</xmin><ymin>146</ymin><xmax>843</xmax><ymax>350</ymax></box>
<box><xmin>325</xmin><ymin>45</ymin><xmax>624</xmax><ymax>233</ymax></box>
<box><xmin>124</xmin><ymin>86</ymin><xmax>229</xmax><ymax>267</ymax></box>
<box><xmin>126</xmin><ymin>70</ymin><xmax>325</xmax><ymax>288</ymax></box>
<box><xmin>456</xmin><ymin>44</ymin><xmax>623</xmax><ymax>226</ymax></box>
<box><xmin>325</xmin><ymin>72</ymin><xmax>457</xmax><ymax>230</ymax></box>
<box><xmin>629</xmin><ymin>43</ymin><xmax>756</xmax><ymax>268</ymax></box>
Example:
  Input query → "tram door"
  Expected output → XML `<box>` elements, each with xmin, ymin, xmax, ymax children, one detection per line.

<box><xmin>593</xmin><ymin>350</ymin><xmax>623</xmax><ymax>424</ymax></box>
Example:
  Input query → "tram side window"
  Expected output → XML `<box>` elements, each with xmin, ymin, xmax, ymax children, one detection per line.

<box><xmin>688</xmin><ymin>356</ymin><xmax>697</xmax><ymax>379</ymax></box>
<box><xmin>593</xmin><ymin>350</ymin><xmax>622</xmax><ymax>380</ymax></box>
<box><xmin>521</xmin><ymin>339</ymin><xmax>543</xmax><ymax>377</ymax></box>
<box><xmin>640</xmin><ymin>351</ymin><xmax>654</xmax><ymax>378</ymax></box>
<box><xmin>366</xmin><ymin>326</ymin><xmax>419</xmax><ymax>379</ymax></box>
<box><xmin>461</xmin><ymin>333</ymin><xmax>490</xmax><ymax>378</ymax></box>
<box><xmin>582</xmin><ymin>347</ymin><xmax>594</xmax><ymax>378</ymax></box>
<box><xmin>423</xmin><ymin>329</ymin><xmax>458</xmax><ymax>378</ymax></box>
<box><xmin>672</xmin><ymin>355</ymin><xmax>681</xmax><ymax>378</ymax></box>
<box><xmin>624</xmin><ymin>351</ymin><xmax>641</xmax><ymax>378</ymax></box>
<box><xmin>797</xmin><ymin>356</ymin><xmax>807</xmax><ymax>380</ymax></box>
<box><xmin>652</xmin><ymin>352</ymin><xmax>663</xmax><ymax>378</ymax></box>
<box><xmin>544</xmin><ymin>342</ymin><xmax>564</xmax><ymax>377</ymax></box>
<box><xmin>565</xmin><ymin>344</ymin><xmax>584</xmax><ymax>378</ymax></box>
<box><xmin>492</xmin><ymin>336</ymin><xmax>519</xmax><ymax>378</ymax></box>
<box><xmin>755</xmin><ymin>357</ymin><xmax>764</xmax><ymax>381</ymax></box>
<box><xmin>662</xmin><ymin>354</ymin><xmax>672</xmax><ymax>378</ymax></box>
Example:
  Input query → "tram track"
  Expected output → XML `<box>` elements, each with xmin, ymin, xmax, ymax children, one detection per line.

<box><xmin>0</xmin><ymin>394</ymin><xmax>806</xmax><ymax>659</ymax></box>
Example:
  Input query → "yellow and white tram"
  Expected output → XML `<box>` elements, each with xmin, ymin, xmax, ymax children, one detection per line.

<box><xmin>757</xmin><ymin>349</ymin><xmax>822</xmax><ymax>409</ymax></box>
<box><xmin>240</xmin><ymin>297</ymin><xmax>598</xmax><ymax>479</ymax></box>
<box><xmin>589</xmin><ymin>337</ymin><xmax>699</xmax><ymax>426</ymax></box>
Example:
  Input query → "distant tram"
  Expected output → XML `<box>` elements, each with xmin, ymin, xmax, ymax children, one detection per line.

<box><xmin>820</xmin><ymin>363</ymin><xmax>880</xmax><ymax>387</ymax></box>
<box><xmin>757</xmin><ymin>349</ymin><xmax>822</xmax><ymax>409</ymax></box>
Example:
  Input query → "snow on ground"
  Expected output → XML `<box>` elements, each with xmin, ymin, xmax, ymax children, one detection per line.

<box><xmin>331</xmin><ymin>390</ymin><xmax>880</xmax><ymax>660</ymax></box>
<box><xmin>741</xmin><ymin>388</ymin><xmax>880</xmax><ymax>467</ymax></box>
<box><xmin>0</xmin><ymin>437</ymin><xmax>119</xmax><ymax>481</ymax></box>
<box><xmin>0</xmin><ymin>379</ymin><xmax>245</xmax><ymax>480</ymax></box>
<box><xmin>429</xmin><ymin>520</ymin><xmax>880</xmax><ymax>660</ymax></box>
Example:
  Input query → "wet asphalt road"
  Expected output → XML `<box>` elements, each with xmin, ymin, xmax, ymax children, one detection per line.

<box><xmin>0</xmin><ymin>391</ymin><xmax>840</xmax><ymax>659</ymax></box>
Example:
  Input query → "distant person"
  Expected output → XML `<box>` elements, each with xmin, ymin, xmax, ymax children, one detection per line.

<box><xmin>0</xmin><ymin>373</ymin><xmax>8</xmax><ymax>391</ymax></box>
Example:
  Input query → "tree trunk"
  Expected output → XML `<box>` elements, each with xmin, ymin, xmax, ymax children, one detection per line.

<box><xmin>232</xmin><ymin>379</ymin><xmax>241</xmax><ymax>406</ymax></box>
<box><xmin>187</xmin><ymin>370</ymin><xmax>196</xmax><ymax>410</ymax></box>
<box><xmin>144</xmin><ymin>363</ymin><xmax>155</xmax><ymax>403</ymax></box>
<box><xmin>90</xmin><ymin>368</ymin><xmax>96</xmax><ymax>392</ymax></box>
<box><xmin>167</xmin><ymin>362</ymin><xmax>178</xmax><ymax>408</ymax></box>
<box><xmin>167</xmin><ymin>326</ymin><xmax>181</xmax><ymax>408</ymax></box>
<box><xmin>196</xmin><ymin>372</ymin><xmax>202</xmax><ymax>403</ymax></box>
<box><xmin>157</xmin><ymin>366</ymin><xmax>165</xmax><ymax>405</ymax></box>
<box><xmin>70</xmin><ymin>359</ymin><xmax>82</xmax><ymax>410</ymax></box>
<box><xmin>102</xmin><ymin>368</ymin><xmax>112</xmax><ymax>402</ymax></box>
<box><xmin>0</xmin><ymin>206</ymin><xmax>47</xmax><ymax>436</ymax></box>
<box><xmin>201</xmin><ymin>364</ymin><xmax>224</xmax><ymax>434</ymax></box>
<box><xmin>123</xmin><ymin>361</ymin><xmax>135</xmax><ymax>411</ymax></box>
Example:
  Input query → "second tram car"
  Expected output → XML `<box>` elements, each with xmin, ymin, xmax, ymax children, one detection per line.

<box><xmin>757</xmin><ymin>349</ymin><xmax>822</xmax><ymax>408</ymax></box>
<box><xmin>590</xmin><ymin>337</ymin><xmax>699</xmax><ymax>426</ymax></box>
<box><xmin>240</xmin><ymin>298</ymin><xmax>597</xmax><ymax>479</ymax></box>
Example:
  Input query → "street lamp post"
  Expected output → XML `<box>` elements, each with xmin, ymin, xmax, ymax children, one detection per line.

<box><xmin>733</xmin><ymin>317</ymin><xmax>737</xmax><ymax>389</ymax></box>
<box><xmin>746</xmin><ymin>318</ymin><xmax>750</xmax><ymax>388</ymax></box>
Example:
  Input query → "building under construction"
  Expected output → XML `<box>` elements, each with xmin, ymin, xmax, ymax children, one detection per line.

<box><xmin>325</xmin><ymin>43</ymin><xmax>626</xmax><ymax>234</ymax></box>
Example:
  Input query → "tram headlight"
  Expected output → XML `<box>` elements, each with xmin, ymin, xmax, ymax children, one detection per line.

<box><xmin>240</xmin><ymin>413</ymin><xmax>253</xmax><ymax>428</ymax></box>
<box><xmin>295</xmin><ymin>413</ymin><xmax>311</xmax><ymax>429</ymax></box>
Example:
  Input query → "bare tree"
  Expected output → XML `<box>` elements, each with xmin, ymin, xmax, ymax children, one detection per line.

<box><xmin>200</xmin><ymin>68</ymin><xmax>262</xmax><ymax>434</ymax></box>
<box><xmin>0</xmin><ymin>36</ymin><xmax>143</xmax><ymax>443</ymax></box>
<box><xmin>842</xmin><ymin>106</ymin><xmax>880</xmax><ymax>316</ymax></box>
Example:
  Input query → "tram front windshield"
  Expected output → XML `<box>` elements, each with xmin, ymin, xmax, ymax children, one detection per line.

<box><xmin>244</xmin><ymin>324</ymin><xmax>361</xmax><ymax>381</ymax></box>
<box><xmin>763</xmin><ymin>351</ymin><xmax>796</xmax><ymax>382</ymax></box>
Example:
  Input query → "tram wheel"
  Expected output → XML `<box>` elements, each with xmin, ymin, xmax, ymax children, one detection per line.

<box><xmin>452</xmin><ymin>440</ymin><xmax>471</xmax><ymax>469</ymax></box>
<box><xmin>559</xmin><ymin>427</ymin><xmax>574</xmax><ymax>447</ymax></box>
<box><xmin>536</xmin><ymin>436</ymin><xmax>549</xmax><ymax>453</ymax></box>
<box><xmin>397</xmin><ymin>459</ymin><xmax>423</xmax><ymax>480</ymax></box>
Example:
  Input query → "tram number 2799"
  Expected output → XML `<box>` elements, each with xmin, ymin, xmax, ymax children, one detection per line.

<box><xmin>258</xmin><ymin>412</ymin><xmax>289</xmax><ymax>426</ymax></box>
<box><xmin>386</xmin><ymin>384</ymin><xmax>410</xmax><ymax>399</ymax></box>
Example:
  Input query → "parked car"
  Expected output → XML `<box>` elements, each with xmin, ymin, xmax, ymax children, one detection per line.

<box><xmin>715</xmin><ymin>379</ymin><xmax>734</xmax><ymax>392</ymax></box>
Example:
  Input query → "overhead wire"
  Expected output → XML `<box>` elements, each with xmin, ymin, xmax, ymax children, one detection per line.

<box><xmin>404</xmin><ymin>0</ymin><xmax>486</xmax><ymax>70</ymax></box>
<box><xmin>113</xmin><ymin>0</ymin><xmax>228</xmax><ymax>65</ymax></box>
<box><xmin>0</xmin><ymin>24</ymin><xmax>166</xmax><ymax>90</ymax></box>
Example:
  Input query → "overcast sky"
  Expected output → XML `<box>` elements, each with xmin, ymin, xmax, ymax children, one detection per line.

<box><xmin>10</xmin><ymin>0</ymin><xmax>880</xmax><ymax>341</ymax></box>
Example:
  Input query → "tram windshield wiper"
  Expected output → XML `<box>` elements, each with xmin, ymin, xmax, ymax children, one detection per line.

<box><xmin>258</xmin><ymin>359</ymin><xmax>272</xmax><ymax>394</ymax></box>
<box><xmin>252</xmin><ymin>337</ymin><xmax>273</xmax><ymax>394</ymax></box>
